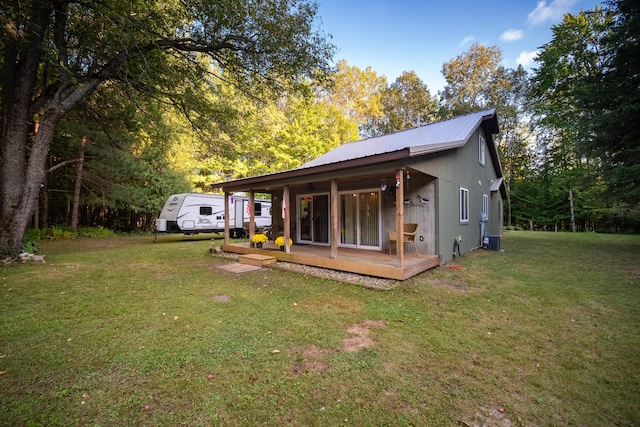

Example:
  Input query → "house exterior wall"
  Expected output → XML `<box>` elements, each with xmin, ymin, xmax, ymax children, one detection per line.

<box><xmin>408</xmin><ymin>128</ymin><xmax>502</xmax><ymax>263</ymax></box>
<box><xmin>488</xmin><ymin>194</ymin><xmax>503</xmax><ymax>236</ymax></box>
<box><xmin>381</xmin><ymin>174</ymin><xmax>436</xmax><ymax>255</ymax></box>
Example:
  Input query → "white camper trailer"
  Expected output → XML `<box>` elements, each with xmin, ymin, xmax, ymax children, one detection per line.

<box><xmin>155</xmin><ymin>193</ymin><xmax>271</xmax><ymax>240</ymax></box>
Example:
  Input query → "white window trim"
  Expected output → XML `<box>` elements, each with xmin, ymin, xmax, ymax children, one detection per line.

<box><xmin>460</xmin><ymin>187</ymin><xmax>469</xmax><ymax>223</ymax></box>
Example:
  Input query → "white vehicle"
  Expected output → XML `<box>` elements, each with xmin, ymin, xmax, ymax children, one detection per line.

<box><xmin>154</xmin><ymin>193</ymin><xmax>271</xmax><ymax>239</ymax></box>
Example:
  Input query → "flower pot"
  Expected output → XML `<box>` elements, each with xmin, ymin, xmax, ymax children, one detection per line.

<box><xmin>256</xmin><ymin>242</ymin><xmax>263</xmax><ymax>248</ymax></box>
<box><xmin>280</xmin><ymin>246</ymin><xmax>284</xmax><ymax>251</ymax></box>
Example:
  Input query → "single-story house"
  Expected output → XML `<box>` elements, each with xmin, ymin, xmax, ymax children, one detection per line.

<box><xmin>213</xmin><ymin>108</ymin><xmax>506</xmax><ymax>280</ymax></box>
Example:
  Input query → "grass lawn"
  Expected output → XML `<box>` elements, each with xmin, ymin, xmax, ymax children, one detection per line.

<box><xmin>1</xmin><ymin>231</ymin><xmax>639</xmax><ymax>426</ymax></box>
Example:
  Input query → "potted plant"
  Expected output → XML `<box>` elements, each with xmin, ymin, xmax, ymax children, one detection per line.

<box><xmin>251</xmin><ymin>233</ymin><xmax>268</xmax><ymax>248</ymax></box>
<box><xmin>274</xmin><ymin>236</ymin><xmax>292</xmax><ymax>251</ymax></box>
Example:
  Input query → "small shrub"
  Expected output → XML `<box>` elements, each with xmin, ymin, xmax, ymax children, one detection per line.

<box><xmin>23</xmin><ymin>228</ymin><xmax>51</xmax><ymax>241</ymax></box>
<box><xmin>21</xmin><ymin>239</ymin><xmax>40</xmax><ymax>254</ymax></box>
<box><xmin>24</xmin><ymin>226</ymin><xmax>75</xmax><ymax>241</ymax></box>
<box><xmin>77</xmin><ymin>227</ymin><xmax>115</xmax><ymax>238</ymax></box>
<box><xmin>48</xmin><ymin>227</ymin><xmax>76</xmax><ymax>240</ymax></box>
<box><xmin>0</xmin><ymin>246</ymin><xmax>14</xmax><ymax>257</ymax></box>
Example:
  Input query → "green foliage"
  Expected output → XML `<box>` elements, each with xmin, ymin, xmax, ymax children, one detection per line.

<box><xmin>379</xmin><ymin>71</ymin><xmax>438</xmax><ymax>134</ymax></box>
<box><xmin>325</xmin><ymin>60</ymin><xmax>387</xmax><ymax>139</ymax></box>
<box><xmin>1</xmin><ymin>0</ymin><xmax>337</xmax><ymax>253</ymax></box>
<box><xmin>23</xmin><ymin>227</ymin><xmax>75</xmax><ymax>241</ymax></box>
<box><xmin>20</xmin><ymin>240</ymin><xmax>40</xmax><ymax>255</ymax></box>
<box><xmin>587</xmin><ymin>0</ymin><xmax>640</xmax><ymax>207</ymax></box>
<box><xmin>76</xmin><ymin>227</ymin><xmax>116</xmax><ymax>238</ymax></box>
<box><xmin>23</xmin><ymin>226</ymin><xmax>114</xmax><ymax>242</ymax></box>
<box><xmin>440</xmin><ymin>44</ymin><xmax>509</xmax><ymax>115</ymax></box>
<box><xmin>198</xmin><ymin>81</ymin><xmax>355</xmax><ymax>181</ymax></box>
<box><xmin>525</xmin><ymin>4</ymin><xmax>639</xmax><ymax>231</ymax></box>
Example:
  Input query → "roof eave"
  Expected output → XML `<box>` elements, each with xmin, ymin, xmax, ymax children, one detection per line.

<box><xmin>409</xmin><ymin>140</ymin><xmax>466</xmax><ymax>156</ymax></box>
<box><xmin>212</xmin><ymin>149</ymin><xmax>411</xmax><ymax>192</ymax></box>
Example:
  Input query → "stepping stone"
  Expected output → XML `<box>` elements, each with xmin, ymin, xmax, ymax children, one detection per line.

<box><xmin>217</xmin><ymin>262</ymin><xmax>262</xmax><ymax>273</ymax></box>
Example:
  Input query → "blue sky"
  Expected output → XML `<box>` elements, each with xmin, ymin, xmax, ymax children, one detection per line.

<box><xmin>315</xmin><ymin>0</ymin><xmax>604</xmax><ymax>94</ymax></box>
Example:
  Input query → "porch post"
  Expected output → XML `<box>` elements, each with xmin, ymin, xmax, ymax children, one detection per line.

<box><xmin>283</xmin><ymin>185</ymin><xmax>291</xmax><ymax>253</ymax></box>
<box><xmin>248</xmin><ymin>190</ymin><xmax>255</xmax><ymax>240</ymax></box>
<box><xmin>330</xmin><ymin>179</ymin><xmax>339</xmax><ymax>259</ymax></box>
<box><xmin>224</xmin><ymin>192</ymin><xmax>230</xmax><ymax>245</ymax></box>
<box><xmin>396</xmin><ymin>169</ymin><xmax>405</xmax><ymax>267</ymax></box>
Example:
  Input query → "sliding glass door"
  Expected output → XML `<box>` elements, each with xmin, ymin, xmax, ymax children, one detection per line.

<box><xmin>298</xmin><ymin>194</ymin><xmax>329</xmax><ymax>244</ymax></box>
<box><xmin>340</xmin><ymin>190</ymin><xmax>380</xmax><ymax>249</ymax></box>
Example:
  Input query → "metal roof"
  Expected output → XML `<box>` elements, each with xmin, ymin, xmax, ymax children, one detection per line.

<box><xmin>300</xmin><ymin>109</ymin><xmax>497</xmax><ymax>169</ymax></box>
<box><xmin>212</xmin><ymin>109</ymin><xmax>501</xmax><ymax>192</ymax></box>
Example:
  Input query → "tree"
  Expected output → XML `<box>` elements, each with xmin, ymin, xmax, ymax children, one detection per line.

<box><xmin>41</xmin><ymin>83</ymin><xmax>195</xmax><ymax>231</ymax></box>
<box><xmin>0</xmin><ymin>0</ymin><xmax>335</xmax><ymax>254</ymax></box>
<box><xmin>439</xmin><ymin>43</ymin><xmax>508</xmax><ymax>116</ymax></box>
<box><xmin>527</xmin><ymin>7</ymin><xmax>623</xmax><ymax>230</ymax></box>
<box><xmin>440</xmin><ymin>44</ymin><xmax>534</xmax><ymax>227</ymax></box>
<box><xmin>589</xmin><ymin>0</ymin><xmax>640</xmax><ymax>214</ymax></box>
<box><xmin>324</xmin><ymin>60</ymin><xmax>386</xmax><ymax>140</ymax></box>
<box><xmin>494</xmin><ymin>66</ymin><xmax>535</xmax><ymax>226</ymax></box>
<box><xmin>379</xmin><ymin>71</ymin><xmax>438</xmax><ymax>134</ymax></box>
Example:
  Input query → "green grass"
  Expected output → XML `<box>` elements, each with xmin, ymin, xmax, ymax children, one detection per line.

<box><xmin>1</xmin><ymin>231</ymin><xmax>639</xmax><ymax>426</ymax></box>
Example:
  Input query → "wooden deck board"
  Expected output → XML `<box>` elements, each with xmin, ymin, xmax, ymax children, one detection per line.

<box><xmin>221</xmin><ymin>242</ymin><xmax>439</xmax><ymax>280</ymax></box>
<box><xmin>238</xmin><ymin>254</ymin><xmax>277</xmax><ymax>267</ymax></box>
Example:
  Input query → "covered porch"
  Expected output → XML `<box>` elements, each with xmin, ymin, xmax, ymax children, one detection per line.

<box><xmin>221</xmin><ymin>241</ymin><xmax>440</xmax><ymax>281</ymax></box>
<box><xmin>214</xmin><ymin>160</ymin><xmax>441</xmax><ymax>281</ymax></box>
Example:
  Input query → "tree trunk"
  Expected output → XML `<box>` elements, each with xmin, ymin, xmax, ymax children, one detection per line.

<box><xmin>41</xmin><ymin>174</ymin><xmax>49</xmax><ymax>229</ymax></box>
<box><xmin>1</xmin><ymin>100</ymin><xmax>97</xmax><ymax>252</ymax></box>
<box><xmin>70</xmin><ymin>137</ymin><xmax>86</xmax><ymax>232</ymax></box>
<box><xmin>569</xmin><ymin>188</ymin><xmax>576</xmax><ymax>233</ymax></box>
<box><xmin>0</xmin><ymin>75</ymin><xmax>101</xmax><ymax>253</ymax></box>
<box><xmin>506</xmin><ymin>178</ymin><xmax>512</xmax><ymax>227</ymax></box>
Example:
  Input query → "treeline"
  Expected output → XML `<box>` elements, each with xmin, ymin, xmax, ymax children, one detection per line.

<box><xmin>2</xmin><ymin>0</ymin><xmax>638</xmax><ymax>251</ymax></box>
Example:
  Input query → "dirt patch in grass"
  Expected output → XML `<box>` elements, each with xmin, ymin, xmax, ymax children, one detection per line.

<box><xmin>429</xmin><ymin>280</ymin><xmax>469</xmax><ymax>291</ymax></box>
<box><xmin>211</xmin><ymin>295</ymin><xmax>231</xmax><ymax>302</ymax></box>
<box><xmin>342</xmin><ymin>320</ymin><xmax>387</xmax><ymax>352</ymax></box>
<box><xmin>291</xmin><ymin>320</ymin><xmax>387</xmax><ymax>374</ymax></box>
<box><xmin>291</xmin><ymin>344</ymin><xmax>333</xmax><ymax>374</ymax></box>
<box><xmin>458</xmin><ymin>406</ymin><xmax>514</xmax><ymax>427</ymax></box>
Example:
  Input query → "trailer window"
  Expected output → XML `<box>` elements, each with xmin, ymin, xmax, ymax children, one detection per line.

<box><xmin>200</xmin><ymin>206</ymin><xmax>213</xmax><ymax>215</ymax></box>
<box><xmin>254</xmin><ymin>203</ymin><xmax>262</xmax><ymax>216</ymax></box>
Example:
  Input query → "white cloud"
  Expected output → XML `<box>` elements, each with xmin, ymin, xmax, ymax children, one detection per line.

<box><xmin>458</xmin><ymin>35</ymin><xmax>475</xmax><ymax>47</ymax></box>
<box><xmin>500</xmin><ymin>29</ymin><xmax>524</xmax><ymax>42</ymax></box>
<box><xmin>527</xmin><ymin>0</ymin><xmax>577</xmax><ymax>26</ymax></box>
<box><xmin>516</xmin><ymin>50</ymin><xmax>539</xmax><ymax>67</ymax></box>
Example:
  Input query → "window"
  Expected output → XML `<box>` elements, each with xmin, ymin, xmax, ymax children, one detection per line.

<box><xmin>254</xmin><ymin>202</ymin><xmax>262</xmax><ymax>216</ymax></box>
<box><xmin>479</xmin><ymin>134</ymin><xmax>486</xmax><ymax>166</ymax></box>
<box><xmin>482</xmin><ymin>194</ymin><xmax>489</xmax><ymax>221</ymax></box>
<box><xmin>200</xmin><ymin>206</ymin><xmax>212</xmax><ymax>215</ymax></box>
<box><xmin>460</xmin><ymin>187</ymin><xmax>469</xmax><ymax>223</ymax></box>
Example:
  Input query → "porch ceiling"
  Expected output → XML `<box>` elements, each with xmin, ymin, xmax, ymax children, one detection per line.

<box><xmin>217</xmin><ymin>164</ymin><xmax>431</xmax><ymax>195</ymax></box>
<box><xmin>212</xmin><ymin>153</ymin><xmax>409</xmax><ymax>193</ymax></box>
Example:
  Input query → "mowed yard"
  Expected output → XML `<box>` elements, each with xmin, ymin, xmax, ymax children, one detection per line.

<box><xmin>1</xmin><ymin>231</ymin><xmax>638</xmax><ymax>426</ymax></box>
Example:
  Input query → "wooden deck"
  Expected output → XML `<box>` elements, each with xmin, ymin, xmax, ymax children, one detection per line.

<box><xmin>221</xmin><ymin>242</ymin><xmax>440</xmax><ymax>280</ymax></box>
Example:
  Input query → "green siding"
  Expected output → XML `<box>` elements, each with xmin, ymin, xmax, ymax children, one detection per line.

<box><xmin>408</xmin><ymin>128</ymin><xmax>503</xmax><ymax>263</ymax></box>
